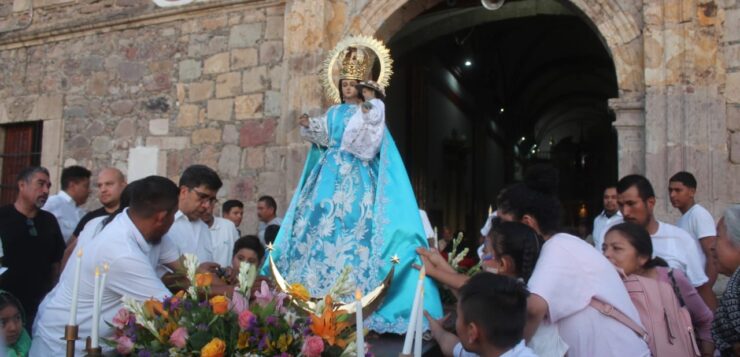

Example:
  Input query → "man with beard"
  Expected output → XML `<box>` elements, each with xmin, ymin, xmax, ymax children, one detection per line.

<box><xmin>30</xmin><ymin>176</ymin><xmax>180</xmax><ymax>356</ymax></box>
<box><xmin>0</xmin><ymin>166</ymin><xmax>65</xmax><ymax>327</ymax></box>
<box><xmin>616</xmin><ymin>174</ymin><xmax>708</xmax><ymax>288</ymax></box>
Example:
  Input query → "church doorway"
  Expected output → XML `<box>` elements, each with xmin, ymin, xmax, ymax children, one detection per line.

<box><xmin>383</xmin><ymin>0</ymin><xmax>619</xmax><ymax>238</ymax></box>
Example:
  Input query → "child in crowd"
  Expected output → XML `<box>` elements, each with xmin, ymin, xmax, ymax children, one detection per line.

<box><xmin>0</xmin><ymin>290</ymin><xmax>31</xmax><ymax>357</ymax></box>
<box><xmin>603</xmin><ymin>222</ymin><xmax>714</xmax><ymax>356</ymax></box>
<box><xmin>452</xmin><ymin>273</ymin><xmax>537</xmax><ymax>357</ymax></box>
<box><xmin>422</xmin><ymin>220</ymin><xmax>567</xmax><ymax>357</ymax></box>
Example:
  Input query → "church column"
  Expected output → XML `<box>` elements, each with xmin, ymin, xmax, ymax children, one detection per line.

<box><xmin>609</xmin><ymin>96</ymin><xmax>646</xmax><ymax>177</ymax></box>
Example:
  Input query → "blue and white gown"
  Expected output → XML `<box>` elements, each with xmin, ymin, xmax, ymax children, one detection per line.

<box><xmin>264</xmin><ymin>102</ymin><xmax>443</xmax><ymax>333</ymax></box>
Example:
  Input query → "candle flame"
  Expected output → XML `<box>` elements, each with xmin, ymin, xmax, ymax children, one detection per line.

<box><xmin>488</xmin><ymin>205</ymin><xmax>493</xmax><ymax>215</ymax></box>
<box><xmin>95</xmin><ymin>266</ymin><xmax>100</xmax><ymax>276</ymax></box>
<box><xmin>77</xmin><ymin>249</ymin><xmax>83</xmax><ymax>257</ymax></box>
<box><xmin>103</xmin><ymin>263</ymin><xmax>110</xmax><ymax>272</ymax></box>
<box><xmin>355</xmin><ymin>288</ymin><xmax>362</xmax><ymax>300</ymax></box>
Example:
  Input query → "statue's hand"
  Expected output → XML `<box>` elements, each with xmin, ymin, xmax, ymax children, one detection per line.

<box><xmin>298</xmin><ymin>114</ymin><xmax>309</xmax><ymax>128</ymax></box>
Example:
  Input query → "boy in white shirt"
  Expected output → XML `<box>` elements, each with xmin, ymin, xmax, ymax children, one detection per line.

<box><xmin>448</xmin><ymin>273</ymin><xmax>538</xmax><ymax>357</ymax></box>
<box><xmin>669</xmin><ymin>171</ymin><xmax>718</xmax><ymax>310</ymax></box>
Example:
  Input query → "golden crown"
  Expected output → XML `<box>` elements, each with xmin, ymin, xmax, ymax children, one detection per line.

<box><xmin>339</xmin><ymin>46</ymin><xmax>371</xmax><ymax>81</ymax></box>
<box><xmin>322</xmin><ymin>36</ymin><xmax>393</xmax><ymax>104</ymax></box>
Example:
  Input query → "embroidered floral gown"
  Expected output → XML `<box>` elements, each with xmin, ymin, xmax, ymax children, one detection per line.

<box><xmin>265</xmin><ymin>102</ymin><xmax>443</xmax><ymax>333</ymax></box>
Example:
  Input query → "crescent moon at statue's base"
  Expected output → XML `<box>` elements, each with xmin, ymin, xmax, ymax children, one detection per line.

<box><xmin>268</xmin><ymin>252</ymin><xmax>394</xmax><ymax>323</ymax></box>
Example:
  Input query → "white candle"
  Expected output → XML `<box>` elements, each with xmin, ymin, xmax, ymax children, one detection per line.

<box><xmin>402</xmin><ymin>266</ymin><xmax>425</xmax><ymax>354</ymax></box>
<box><xmin>67</xmin><ymin>249</ymin><xmax>83</xmax><ymax>326</ymax></box>
<box><xmin>433</xmin><ymin>227</ymin><xmax>438</xmax><ymax>250</ymax></box>
<box><xmin>91</xmin><ymin>266</ymin><xmax>101</xmax><ymax>348</ymax></box>
<box><xmin>98</xmin><ymin>263</ymin><xmax>109</xmax><ymax>304</ymax></box>
<box><xmin>355</xmin><ymin>289</ymin><xmax>365</xmax><ymax>357</ymax></box>
<box><xmin>413</xmin><ymin>287</ymin><xmax>424</xmax><ymax>357</ymax></box>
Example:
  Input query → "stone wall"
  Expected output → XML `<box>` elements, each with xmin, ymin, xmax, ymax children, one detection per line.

<box><xmin>0</xmin><ymin>0</ymin><xmax>289</xmax><ymax>233</ymax></box>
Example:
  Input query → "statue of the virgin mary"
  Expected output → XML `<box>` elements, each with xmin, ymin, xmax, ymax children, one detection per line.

<box><xmin>264</xmin><ymin>36</ymin><xmax>442</xmax><ymax>333</ymax></box>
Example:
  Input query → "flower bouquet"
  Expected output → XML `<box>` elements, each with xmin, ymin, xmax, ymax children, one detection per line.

<box><xmin>104</xmin><ymin>254</ymin><xmax>370</xmax><ymax>357</ymax></box>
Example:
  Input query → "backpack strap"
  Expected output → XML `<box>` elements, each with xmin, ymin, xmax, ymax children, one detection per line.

<box><xmin>667</xmin><ymin>269</ymin><xmax>687</xmax><ymax>307</ymax></box>
<box><xmin>589</xmin><ymin>297</ymin><xmax>649</xmax><ymax>342</ymax></box>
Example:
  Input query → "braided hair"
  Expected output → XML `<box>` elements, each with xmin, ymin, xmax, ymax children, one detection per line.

<box><xmin>488</xmin><ymin>218</ymin><xmax>543</xmax><ymax>282</ymax></box>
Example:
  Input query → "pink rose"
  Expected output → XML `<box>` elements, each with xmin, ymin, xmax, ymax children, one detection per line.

<box><xmin>116</xmin><ymin>335</ymin><xmax>134</xmax><ymax>354</ymax></box>
<box><xmin>301</xmin><ymin>335</ymin><xmax>325</xmax><ymax>357</ymax></box>
<box><xmin>238</xmin><ymin>310</ymin><xmax>255</xmax><ymax>330</ymax></box>
<box><xmin>169</xmin><ymin>327</ymin><xmax>189</xmax><ymax>349</ymax></box>
<box><xmin>112</xmin><ymin>308</ymin><xmax>132</xmax><ymax>329</ymax></box>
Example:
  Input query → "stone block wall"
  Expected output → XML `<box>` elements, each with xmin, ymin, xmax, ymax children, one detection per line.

<box><xmin>0</xmin><ymin>0</ymin><xmax>289</xmax><ymax>233</ymax></box>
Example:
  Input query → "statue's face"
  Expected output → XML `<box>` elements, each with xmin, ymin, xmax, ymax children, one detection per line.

<box><xmin>341</xmin><ymin>79</ymin><xmax>359</xmax><ymax>100</ymax></box>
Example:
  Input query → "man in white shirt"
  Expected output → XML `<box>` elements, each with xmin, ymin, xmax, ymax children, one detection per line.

<box><xmin>592</xmin><ymin>186</ymin><xmax>623</xmax><ymax>251</ymax></box>
<box><xmin>257</xmin><ymin>195</ymin><xmax>282</xmax><ymax>244</ymax></box>
<box><xmin>669</xmin><ymin>171</ymin><xmax>718</xmax><ymax>309</ymax></box>
<box><xmin>197</xmin><ymin>202</ymin><xmax>240</xmax><ymax>267</ymax></box>
<box><xmin>42</xmin><ymin>165</ymin><xmax>91</xmax><ymax>243</ymax></box>
<box><xmin>167</xmin><ymin>165</ymin><xmax>222</xmax><ymax>256</ymax></box>
<box><xmin>222</xmin><ymin>199</ymin><xmax>244</xmax><ymax>234</ymax></box>
<box><xmin>30</xmin><ymin>176</ymin><xmax>180</xmax><ymax>356</ymax></box>
<box><xmin>617</xmin><ymin>174</ymin><xmax>708</xmax><ymax>287</ymax></box>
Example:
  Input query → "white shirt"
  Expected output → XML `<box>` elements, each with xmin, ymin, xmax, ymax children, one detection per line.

<box><xmin>453</xmin><ymin>340</ymin><xmax>539</xmax><ymax>357</ymax></box>
<box><xmin>42</xmin><ymin>190</ymin><xmax>85</xmax><ymax>243</ymax></box>
<box><xmin>258</xmin><ymin>216</ymin><xmax>283</xmax><ymax>245</ymax></box>
<box><xmin>651</xmin><ymin>221</ymin><xmax>709</xmax><ymax>287</ymax></box>
<box><xmin>528</xmin><ymin>233</ymin><xmax>650</xmax><ymax>357</ymax></box>
<box><xmin>30</xmin><ymin>210</ymin><xmax>172</xmax><ymax>356</ymax></box>
<box><xmin>677</xmin><ymin>204</ymin><xmax>716</xmax><ymax>268</ymax></box>
<box><xmin>167</xmin><ymin>210</ymin><xmax>211</xmax><ymax>256</ymax></box>
<box><xmin>592</xmin><ymin>210</ymin><xmax>623</xmax><ymax>251</ymax></box>
<box><xmin>74</xmin><ymin>215</ymin><xmax>180</xmax><ymax>272</ymax></box>
<box><xmin>197</xmin><ymin>217</ymin><xmax>239</xmax><ymax>267</ymax></box>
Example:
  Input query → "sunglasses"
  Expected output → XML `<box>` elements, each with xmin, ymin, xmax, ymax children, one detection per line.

<box><xmin>26</xmin><ymin>219</ymin><xmax>37</xmax><ymax>237</ymax></box>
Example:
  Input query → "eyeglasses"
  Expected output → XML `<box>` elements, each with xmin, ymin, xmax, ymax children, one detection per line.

<box><xmin>26</xmin><ymin>219</ymin><xmax>37</xmax><ymax>237</ymax></box>
<box><xmin>0</xmin><ymin>313</ymin><xmax>22</xmax><ymax>328</ymax></box>
<box><xmin>190</xmin><ymin>188</ymin><xmax>218</xmax><ymax>205</ymax></box>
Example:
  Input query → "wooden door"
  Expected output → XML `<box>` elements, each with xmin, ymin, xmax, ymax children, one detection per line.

<box><xmin>0</xmin><ymin>122</ymin><xmax>43</xmax><ymax>205</ymax></box>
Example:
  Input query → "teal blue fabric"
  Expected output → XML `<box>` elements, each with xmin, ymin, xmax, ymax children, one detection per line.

<box><xmin>262</xmin><ymin>103</ymin><xmax>443</xmax><ymax>333</ymax></box>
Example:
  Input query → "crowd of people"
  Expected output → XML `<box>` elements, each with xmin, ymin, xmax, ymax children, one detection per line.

<box><xmin>0</xmin><ymin>164</ymin><xmax>283</xmax><ymax>356</ymax></box>
<box><xmin>419</xmin><ymin>167</ymin><xmax>740</xmax><ymax>357</ymax></box>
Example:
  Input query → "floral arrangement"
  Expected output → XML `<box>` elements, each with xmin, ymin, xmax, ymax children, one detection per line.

<box><xmin>105</xmin><ymin>254</ymin><xmax>370</xmax><ymax>357</ymax></box>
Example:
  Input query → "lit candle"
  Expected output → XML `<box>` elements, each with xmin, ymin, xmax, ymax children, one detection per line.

<box><xmin>355</xmin><ymin>289</ymin><xmax>365</xmax><ymax>357</ymax></box>
<box><xmin>402</xmin><ymin>266</ymin><xmax>425</xmax><ymax>354</ymax></box>
<box><xmin>98</xmin><ymin>263</ymin><xmax>109</xmax><ymax>306</ymax></box>
<box><xmin>488</xmin><ymin>205</ymin><xmax>493</xmax><ymax>216</ymax></box>
<box><xmin>68</xmin><ymin>249</ymin><xmax>83</xmax><ymax>326</ymax></box>
<box><xmin>413</xmin><ymin>287</ymin><xmax>424</xmax><ymax>357</ymax></box>
<box><xmin>91</xmin><ymin>266</ymin><xmax>101</xmax><ymax>348</ymax></box>
<box><xmin>433</xmin><ymin>227</ymin><xmax>438</xmax><ymax>249</ymax></box>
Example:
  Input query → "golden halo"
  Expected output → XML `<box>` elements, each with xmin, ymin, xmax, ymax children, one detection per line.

<box><xmin>321</xmin><ymin>35</ymin><xmax>394</xmax><ymax>104</ymax></box>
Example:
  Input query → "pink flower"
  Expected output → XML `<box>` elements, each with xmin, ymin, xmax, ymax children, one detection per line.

<box><xmin>254</xmin><ymin>280</ymin><xmax>273</xmax><ymax>307</ymax></box>
<box><xmin>230</xmin><ymin>291</ymin><xmax>249</xmax><ymax>314</ymax></box>
<box><xmin>301</xmin><ymin>335</ymin><xmax>325</xmax><ymax>357</ymax></box>
<box><xmin>169</xmin><ymin>327</ymin><xmax>189</xmax><ymax>349</ymax></box>
<box><xmin>238</xmin><ymin>310</ymin><xmax>255</xmax><ymax>330</ymax></box>
<box><xmin>112</xmin><ymin>308</ymin><xmax>131</xmax><ymax>329</ymax></box>
<box><xmin>275</xmin><ymin>292</ymin><xmax>288</xmax><ymax>313</ymax></box>
<box><xmin>116</xmin><ymin>335</ymin><xmax>133</xmax><ymax>354</ymax></box>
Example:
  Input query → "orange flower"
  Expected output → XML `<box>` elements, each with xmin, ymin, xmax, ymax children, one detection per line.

<box><xmin>309</xmin><ymin>296</ymin><xmax>351</xmax><ymax>348</ymax></box>
<box><xmin>143</xmin><ymin>299</ymin><xmax>168</xmax><ymax>319</ymax></box>
<box><xmin>195</xmin><ymin>273</ymin><xmax>213</xmax><ymax>288</ymax></box>
<box><xmin>237</xmin><ymin>332</ymin><xmax>249</xmax><ymax>349</ymax></box>
<box><xmin>210</xmin><ymin>295</ymin><xmax>229</xmax><ymax>315</ymax></box>
<box><xmin>158</xmin><ymin>322</ymin><xmax>178</xmax><ymax>339</ymax></box>
<box><xmin>288</xmin><ymin>283</ymin><xmax>310</xmax><ymax>301</ymax></box>
<box><xmin>201</xmin><ymin>338</ymin><xmax>226</xmax><ymax>357</ymax></box>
